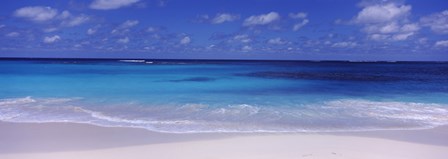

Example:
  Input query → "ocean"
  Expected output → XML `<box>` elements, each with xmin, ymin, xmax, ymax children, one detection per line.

<box><xmin>1</xmin><ymin>59</ymin><xmax>448</xmax><ymax>133</ymax></box>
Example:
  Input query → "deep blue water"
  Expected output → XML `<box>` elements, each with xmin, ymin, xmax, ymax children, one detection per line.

<box><xmin>1</xmin><ymin>59</ymin><xmax>448</xmax><ymax>133</ymax></box>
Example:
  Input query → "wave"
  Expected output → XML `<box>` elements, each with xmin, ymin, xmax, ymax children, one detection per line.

<box><xmin>1</xmin><ymin>97</ymin><xmax>448</xmax><ymax>133</ymax></box>
<box><xmin>118</xmin><ymin>60</ymin><xmax>146</xmax><ymax>63</ymax></box>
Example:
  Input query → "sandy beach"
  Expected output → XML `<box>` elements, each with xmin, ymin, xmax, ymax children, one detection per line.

<box><xmin>2</xmin><ymin>0</ymin><xmax>448</xmax><ymax>158</ymax></box>
<box><xmin>1</xmin><ymin>122</ymin><xmax>447</xmax><ymax>159</ymax></box>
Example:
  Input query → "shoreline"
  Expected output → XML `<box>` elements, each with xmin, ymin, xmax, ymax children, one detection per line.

<box><xmin>1</xmin><ymin>121</ymin><xmax>448</xmax><ymax>159</ymax></box>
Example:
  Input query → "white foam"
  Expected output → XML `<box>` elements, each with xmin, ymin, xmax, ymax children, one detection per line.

<box><xmin>77</xmin><ymin>107</ymin><xmax>195</xmax><ymax>125</ymax></box>
<box><xmin>211</xmin><ymin>104</ymin><xmax>260</xmax><ymax>116</ymax></box>
<box><xmin>322</xmin><ymin>99</ymin><xmax>448</xmax><ymax>125</ymax></box>
<box><xmin>0</xmin><ymin>96</ymin><xmax>36</xmax><ymax>106</ymax></box>
<box><xmin>0</xmin><ymin>97</ymin><xmax>81</xmax><ymax>106</ymax></box>
<box><xmin>1</xmin><ymin>97</ymin><xmax>448</xmax><ymax>133</ymax></box>
<box><xmin>119</xmin><ymin>60</ymin><xmax>145</xmax><ymax>63</ymax></box>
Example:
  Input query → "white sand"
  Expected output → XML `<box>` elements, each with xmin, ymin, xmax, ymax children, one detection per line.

<box><xmin>1</xmin><ymin>122</ymin><xmax>448</xmax><ymax>159</ymax></box>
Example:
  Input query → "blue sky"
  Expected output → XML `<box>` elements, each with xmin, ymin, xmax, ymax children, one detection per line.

<box><xmin>0</xmin><ymin>0</ymin><xmax>447</xmax><ymax>60</ymax></box>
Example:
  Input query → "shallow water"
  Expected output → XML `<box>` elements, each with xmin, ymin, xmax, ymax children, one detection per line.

<box><xmin>1</xmin><ymin>59</ymin><xmax>448</xmax><ymax>133</ymax></box>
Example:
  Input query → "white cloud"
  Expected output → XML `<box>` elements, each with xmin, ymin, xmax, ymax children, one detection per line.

<box><xmin>180</xmin><ymin>36</ymin><xmax>191</xmax><ymax>45</ymax></box>
<box><xmin>6</xmin><ymin>32</ymin><xmax>20</xmax><ymax>37</ymax></box>
<box><xmin>435</xmin><ymin>40</ymin><xmax>448</xmax><ymax>47</ymax></box>
<box><xmin>61</xmin><ymin>14</ymin><xmax>90</xmax><ymax>27</ymax></box>
<box><xmin>332</xmin><ymin>41</ymin><xmax>357</xmax><ymax>48</ymax></box>
<box><xmin>369</xmin><ymin>34</ymin><xmax>387</xmax><ymax>41</ymax></box>
<box><xmin>289</xmin><ymin>12</ymin><xmax>308</xmax><ymax>31</ymax></box>
<box><xmin>293</xmin><ymin>19</ymin><xmax>309</xmax><ymax>31</ymax></box>
<box><xmin>87</xmin><ymin>28</ymin><xmax>97</xmax><ymax>35</ymax></box>
<box><xmin>14</xmin><ymin>7</ymin><xmax>89</xmax><ymax>27</ymax></box>
<box><xmin>354</xmin><ymin>2</ymin><xmax>418</xmax><ymax>41</ymax></box>
<box><xmin>211</xmin><ymin>13</ymin><xmax>239</xmax><ymax>24</ymax></box>
<box><xmin>0</xmin><ymin>25</ymin><xmax>5</xmax><ymax>29</ymax></box>
<box><xmin>43</xmin><ymin>27</ymin><xmax>58</xmax><ymax>32</ymax></box>
<box><xmin>117</xmin><ymin>37</ymin><xmax>130</xmax><ymax>44</ymax></box>
<box><xmin>206</xmin><ymin>44</ymin><xmax>215</xmax><ymax>50</ymax></box>
<box><xmin>364</xmin><ymin>22</ymin><xmax>399</xmax><ymax>33</ymax></box>
<box><xmin>14</xmin><ymin>6</ymin><xmax>58</xmax><ymax>22</ymax></box>
<box><xmin>267</xmin><ymin>38</ymin><xmax>287</xmax><ymax>45</ymax></box>
<box><xmin>119</xmin><ymin>20</ymin><xmax>139</xmax><ymax>28</ymax></box>
<box><xmin>420</xmin><ymin>10</ymin><xmax>448</xmax><ymax>34</ymax></box>
<box><xmin>391</xmin><ymin>32</ymin><xmax>414</xmax><ymax>41</ymax></box>
<box><xmin>364</xmin><ymin>23</ymin><xmax>419</xmax><ymax>41</ymax></box>
<box><xmin>146</xmin><ymin>27</ymin><xmax>158</xmax><ymax>32</ymax></box>
<box><xmin>363</xmin><ymin>22</ymin><xmax>419</xmax><ymax>34</ymax></box>
<box><xmin>90</xmin><ymin>0</ymin><xmax>140</xmax><ymax>10</ymax></box>
<box><xmin>243</xmin><ymin>12</ymin><xmax>280</xmax><ymax>26</ymax></box>
<box><xmin>197</xmin><ymin>13</ymin><xmax>239</xmax><ymax>24</ymax></box>
<box><xmin>58</xmin><ymin>10</ymin><xmax>71</xmax><ymax>19</ymax></box>
<box><xmin>242</xmin><ymin>45</ymin><xmax>252</xmax><ymax>52</ymax></box>
<box><xmin>289</xmin><ymin>12</ymin><xmax>307</xmax><ymax>19</ymax></box>
<box><xmin>56</xmin><ymin>10</ymin><xmax>90</xmax><ymax>27</ymax></box>
<box><xmin>355</xmin><ymin>3</ymin><xmax>411</xmax><ymax>23</ymax></box>
<box><xmin>43</xmin><ymin>35</ymin><xmax>61</xmax><ymax>43</ymax></box>
<box><xmin>233</xmin><ymin>34</ymin><xmax>252</xmax><ymax>43</ymax></box>
<box><xmin>401</xmin><ymin>23</ymin><xmax>419</xmax><ymax>32</ymax></box>
<box><xmin>112</xmin><ymin>20</ymin><xmax>139</xmax><ymax>34</ymax></box>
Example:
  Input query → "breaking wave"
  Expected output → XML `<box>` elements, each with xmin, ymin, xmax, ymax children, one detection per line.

<box><xmin>1</xmin><ymin>97</ymin><xmax>448</xmax><ymax>133</ymax></box>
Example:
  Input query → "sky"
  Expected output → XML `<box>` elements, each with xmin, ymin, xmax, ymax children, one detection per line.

<box><xmin>0</xmin><ymin>0</ymin><xmax>447</xmax><ymax>61</ymax></box>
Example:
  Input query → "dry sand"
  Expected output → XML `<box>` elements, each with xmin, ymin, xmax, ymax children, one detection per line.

<box><xmin>1</xmin><ymin>122</ymin><xmax>447</xmax><ymax>159</ymax></box>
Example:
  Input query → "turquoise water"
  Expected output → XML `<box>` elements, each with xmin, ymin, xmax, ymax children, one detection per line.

<box><xmin>1</xmin><ymin>59</ymin><xmax>448</xmax><ymax>133</ymax></box>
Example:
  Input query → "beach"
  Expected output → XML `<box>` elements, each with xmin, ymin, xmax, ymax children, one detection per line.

<box><xmin>2</xmin><ymin>0</ymin><xmax>448</xmax><ymax>158</ymax></box>
<box><xmin>1</xmin><ymin>121</ymin><xmax>448</xmax><ymax>159</ymax></box>
<box><xmin>1</xmin><ymin>60</ymin><xmax>448</xmax><ymax>158</ymax></box>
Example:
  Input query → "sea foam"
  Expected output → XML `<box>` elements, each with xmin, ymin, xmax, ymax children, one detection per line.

<box><xmin>1</xmin><ymin>97</ymin><xmax>448</xmax><ymax>133</ymax></box>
